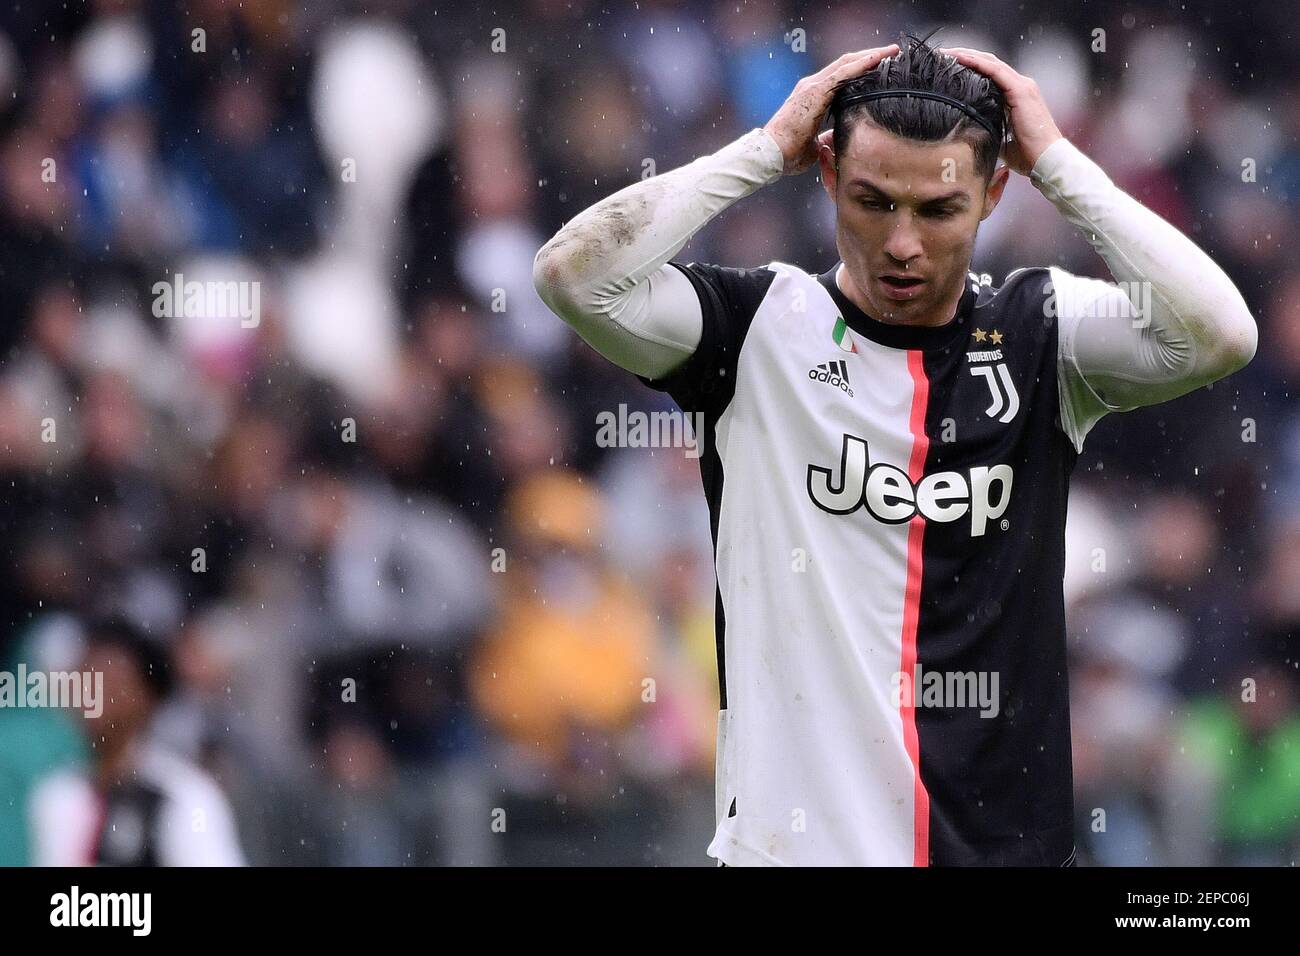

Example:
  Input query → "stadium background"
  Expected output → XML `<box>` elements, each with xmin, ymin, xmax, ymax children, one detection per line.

<box><xmin>0</xmin><ymin>0</ymin><xmax>1297</xmax><ymax>866</ymax></box>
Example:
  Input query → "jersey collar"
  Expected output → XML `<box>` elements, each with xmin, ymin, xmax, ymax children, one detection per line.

<box><xmin>817</xmin><ymin>262</ymin><xmax>976</xmax><ymax>351</ymax></box>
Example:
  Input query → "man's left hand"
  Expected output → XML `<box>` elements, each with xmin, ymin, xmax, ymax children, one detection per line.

<box><xmin>939</xmin><ymin>47</ymin><xmax>1064</xmax><ymax>175</ymax></box>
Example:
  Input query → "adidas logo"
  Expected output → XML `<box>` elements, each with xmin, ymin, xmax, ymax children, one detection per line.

<box><xmin>808</xmin><ymin>360</ymin><xmax>854</xmax><ymax>397</ymax></box>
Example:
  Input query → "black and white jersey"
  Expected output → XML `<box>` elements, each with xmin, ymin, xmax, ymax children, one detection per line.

<box><xmin>29</xmin><ymin>746</ymin><xmax>246</xmax><ymax>866</ymax></box>
<box><xmin>638</xmin><ymin>258</ymin><xmax>1088</xmax><ymax>866</ymax></box>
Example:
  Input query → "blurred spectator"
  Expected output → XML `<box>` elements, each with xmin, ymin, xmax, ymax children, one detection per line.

<box><xmin>29</xmin><ymin>618</ymin><xmax>246</xmax><ymax>866</ymax></box>
<box><xmin>0</xmin><ymin>614</ymin><xmax>87</xmax><ymax>866</ymax></box>
<box><xmin>1165</xmin><ymin>662</ymin><xmax>1300</xmax><ymax>866</ymax></box>
<box><xmin>469</xmin><ymin>470</ymin><xmax>692</xmax><ymax>863</ymax></box>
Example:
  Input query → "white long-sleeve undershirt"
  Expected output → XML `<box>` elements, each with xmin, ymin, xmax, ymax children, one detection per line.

<box><xmin>1028</xmin><ymin>136</ymin><xmax>1258</xmax><ymax>447</ymax></box>
<box><xmin>533</xmin><ymin>128</ymin><xmax>782</xmax><ymax>379</ymax></box>
<box><xmin>533</xmin><ymin>127</ymin><xmax>1258</xmax><ymax>448</ymax></box>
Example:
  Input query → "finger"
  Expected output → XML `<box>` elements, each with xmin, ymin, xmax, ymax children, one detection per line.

<box><xmin>844</xmin><ymin>43</ymin><xmax>900</xmax><ymax>61</ymax></box>
<box><xmin>813</xmin><ymin>48</ymin><xmax>878</xmax><ymax>79</ymax></box>
<box><xmin>822</xmin><ymin>45</ymin><xmax>899</xmax><ymax>93</ymax></box>
<box><xmin>823</xmin><ymin>44</ymin><xmax>898</xmax><ymax>79</ymax></box>
<box><xmin>939</xmin><ymin>47</ymin><xmax>1024</xmax><ymax>89</ymax></box>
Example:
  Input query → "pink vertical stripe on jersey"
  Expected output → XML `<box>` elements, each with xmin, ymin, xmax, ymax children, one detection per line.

<box><xmin>901</xmin><ymin>348</ymin><xmax>931</xmax><ymax>867</ymax></box>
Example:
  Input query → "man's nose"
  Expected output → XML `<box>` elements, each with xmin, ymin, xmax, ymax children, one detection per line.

<box><xmin>882</xmin><ymin>213</ymin><xmax>924</xmax><ymax>264</ymax></box>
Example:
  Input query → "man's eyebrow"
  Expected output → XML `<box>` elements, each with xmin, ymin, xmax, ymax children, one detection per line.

<box><xmin>846</xmin><ymin>179</ymin><xmax>970</xmax><ymax>205</ymax></box>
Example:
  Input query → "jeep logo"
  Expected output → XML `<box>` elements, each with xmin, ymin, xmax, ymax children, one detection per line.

<box><xmin>807</xmin><ymin>433</ymin><xmax>1013</xmax><ymax>536</ymax></box>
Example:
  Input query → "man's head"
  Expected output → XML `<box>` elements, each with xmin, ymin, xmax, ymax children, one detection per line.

<box><xmin>81</xmin><ymin>617</ymin><xmax>174</xmax><ymax>749</ymax></box>
<box><xmin>819</xmin><ymin>33</ymin><xmax>1010</xmax><ymax>325</ymax></box>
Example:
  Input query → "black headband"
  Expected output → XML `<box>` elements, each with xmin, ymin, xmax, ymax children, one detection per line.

<box><xmin>836</xmin><ymin>88</ymin><xmax>999</xmax><ymax>139</ymax></box>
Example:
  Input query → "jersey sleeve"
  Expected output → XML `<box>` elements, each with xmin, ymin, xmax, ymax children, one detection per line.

<box><xmin>636</xmin><ymin>261</ymin><xmax>776</xmax><ymax>416</ymax></box>
<box><xmin>1033</xmin><ymin>138</ymin><xmax>1257</xmax><ymax>453</ymax></box>
<box><xmin>155</xmin><ymin>766</ymin><xmax>247</xmax><ymax>866</ymax></box>
<box><xmin>1050</xmin><ymin>266</ymin><xmax>1130</xmax><ymax>453</ymax></box>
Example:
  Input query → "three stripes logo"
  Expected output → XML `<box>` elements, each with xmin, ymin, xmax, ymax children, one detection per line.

<box><xmin>809</xmin><ymin>359</ymin><xmax>854</xmax><ymax>397</ymax></box>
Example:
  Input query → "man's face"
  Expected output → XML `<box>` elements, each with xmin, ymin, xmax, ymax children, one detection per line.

<box><xmin>82</xmin><ymin>641</ymin><xmax>154</xmax><ymax>745</ymax></box>
<box><xmin>818</xmin><ymin>119</ymin><xmax>1009</xmax><ymax>325</ymax></box>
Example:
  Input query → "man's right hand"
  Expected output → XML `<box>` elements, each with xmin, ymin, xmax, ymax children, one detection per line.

<box><xmin>762</xmin><ymin>44</ymin><xmax>900</xmax><ymax>176</ymax></box>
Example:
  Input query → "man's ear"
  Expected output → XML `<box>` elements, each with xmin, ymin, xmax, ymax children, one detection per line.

<box><xmin>817</xmin><ymin>130</ymin><xmax>838</xmax><ymax>200</ymax></box>
<box><xmin>981</xmin><ymin>163</ymin><xmax>1011</xmax><ymax>220</ymax></box>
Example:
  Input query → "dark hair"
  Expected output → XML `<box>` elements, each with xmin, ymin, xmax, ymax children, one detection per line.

<box><xmin>829</xmin><ymin>30</ymin><xmax>1006</xmax><ymax>181</ymax></box>
<box><xmin>85</xmin><ymin>616</ymin><xmax>175</xmax><ymax>701</ymax></box>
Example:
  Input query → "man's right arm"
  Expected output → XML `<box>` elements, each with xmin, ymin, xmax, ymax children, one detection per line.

<box><xmin>531</xmin><ymin>128</ymin><xmax>786</xmax><ymax>380</ymax></box>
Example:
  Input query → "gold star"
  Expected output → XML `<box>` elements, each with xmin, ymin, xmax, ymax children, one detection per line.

<box><xmin>990</xmin><ymin>329</ymin><xmax>1003</xmax><ymax>345</ymax></box>
<box><xmin>972</xmin><ymin>328</ymin><xmax>987</xmax><ymax>342</ymax></box>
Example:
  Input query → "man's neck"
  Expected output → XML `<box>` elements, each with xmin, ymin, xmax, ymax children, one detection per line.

<box><xmin>95</xmin><ymin>735</ymin><xmax>141</xmax><ymax>790</ymax></box>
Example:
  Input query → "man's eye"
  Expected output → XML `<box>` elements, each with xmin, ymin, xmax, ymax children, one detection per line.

<box><xmin>859</xmin><ymin>198</ymin><xmax>891</xmax><ymax>210</ymax></box>
<box><xmin>925</xmin><ymin>207</ymin><xmax>958</xmax><ymax>219</ymax></box>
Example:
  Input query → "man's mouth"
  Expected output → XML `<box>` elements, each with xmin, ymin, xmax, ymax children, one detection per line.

<box><xmin>878</xmin><ymin>273</ymin><xmax>926</xmax><ymax>300</ymax></box>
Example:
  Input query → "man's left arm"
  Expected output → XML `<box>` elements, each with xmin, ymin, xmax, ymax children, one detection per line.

<box><xmin>1031</xmin><ymin>137</ymin><xmax>1258</xmax><ymax>450</ymax></box>
<box><xmin>938</xmin><ymin>46</ymin><xmax>1258</xmax><ymax>452</ymax></box>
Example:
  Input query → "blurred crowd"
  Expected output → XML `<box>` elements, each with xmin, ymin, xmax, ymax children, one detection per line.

<box><xmin>0</xmin><ymin>0</ymin><xmax>1298</xmax><ymax>866</ymax></box>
